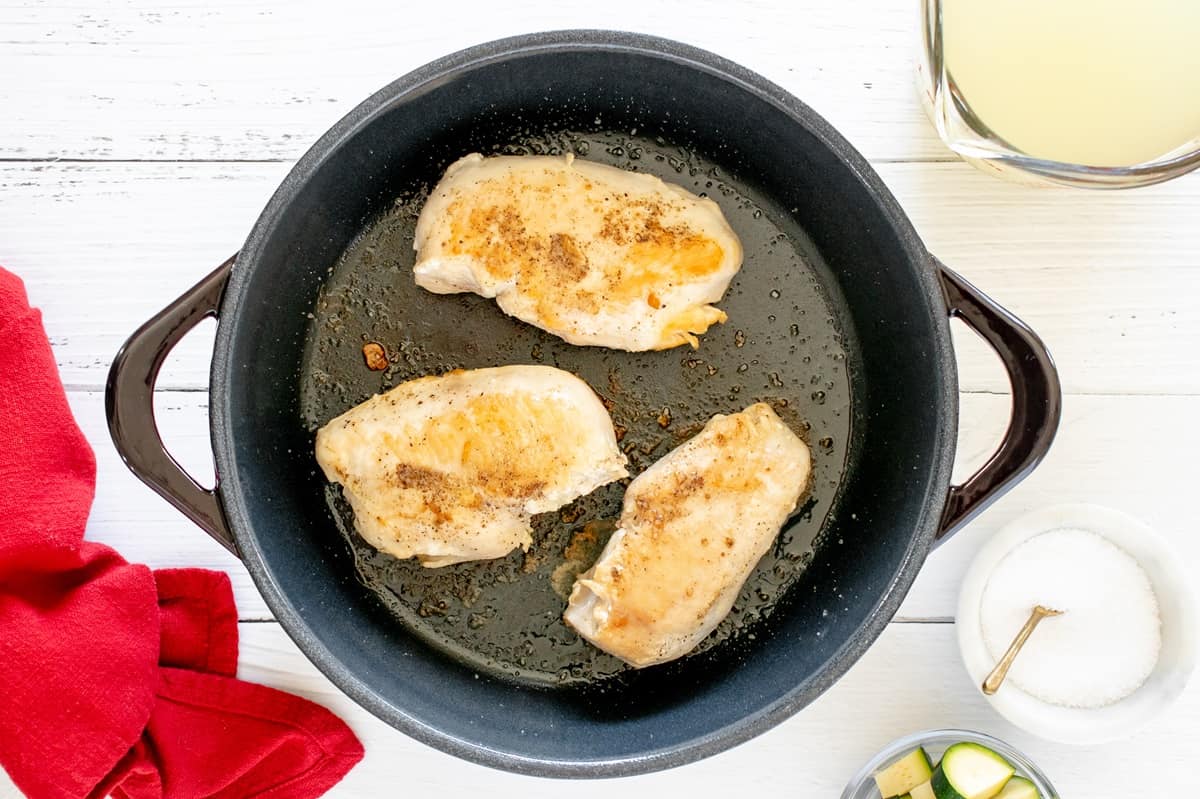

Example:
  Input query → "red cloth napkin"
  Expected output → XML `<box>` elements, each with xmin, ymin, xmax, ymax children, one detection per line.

<box><xmin>0</xmin><ymin>267</ymin><xmax>363</xmax><ymax>799</ymax></box>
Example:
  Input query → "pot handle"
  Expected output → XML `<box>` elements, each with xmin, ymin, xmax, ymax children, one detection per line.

<box><xmin>934</xmin><ymin>259</ymin><xmax>1062</xmax><ymax>543</ymax></box>
<box><xmin>105</xmin><ymin>255</ymin><xmax>239</xmax><ymax>555</ymax></box>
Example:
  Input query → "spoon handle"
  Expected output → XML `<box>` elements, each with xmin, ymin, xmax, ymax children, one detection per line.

<box><xmin>982</xmin><ymin>605</ymin><xmax>1061</xmax><ymax>696</ymax></box>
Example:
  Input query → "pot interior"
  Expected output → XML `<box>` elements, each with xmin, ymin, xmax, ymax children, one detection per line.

<box><xmin>214</xmin><ymin>34</ymin><xmax>955</xmax><ymax>774</ymax></box>
<box><xmin>299</xmin><ymin>125</ymin><xmax>853</xmax><ymax>689</ymax></box>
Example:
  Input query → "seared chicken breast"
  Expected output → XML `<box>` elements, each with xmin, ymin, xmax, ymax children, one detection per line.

<box><xmin>315</xmin><ymin>366</ymin><xmax>628</xmax><ymax>567</ymax></box>
<box><xmin>563</xmin><ymin>403</ymin><xmax>811</xmax><ymax>667</ymax></box>
<box><xmin>413</xmin><ymin>153</ymin><xmax>743</xmax><ymax>351</ymax></box>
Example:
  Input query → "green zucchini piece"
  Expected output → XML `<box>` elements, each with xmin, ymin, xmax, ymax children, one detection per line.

<box><xmin>994</xmin><ymin>777</ymin><xmax>1039</xmax><ymax>799</ymax></box>
<box><xmin>931</xmin><ymin>743</ymin><xmax>1016</xmax><ymax>799</ymax></box>
<box><xmin>875</xmin><ymin>747</ymin><xmax>935</xmax><ymax>797</ymax></box>
<box><xmin>910</xmin><ymin>781</ymin><xmax>936</xmax><ymax>799</ymax></box>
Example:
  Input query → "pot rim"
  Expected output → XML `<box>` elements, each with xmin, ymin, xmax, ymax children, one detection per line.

<box><xmin>210</xmin><ymin>29</ymin><xmax>956</xmax><ymax>777</ymax></box>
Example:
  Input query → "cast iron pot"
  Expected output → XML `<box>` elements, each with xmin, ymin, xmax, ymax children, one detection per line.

<box><xmin>106</xmin><ymin>31</ymin><xmax>1060</xmax><ymax>777</ymax></box>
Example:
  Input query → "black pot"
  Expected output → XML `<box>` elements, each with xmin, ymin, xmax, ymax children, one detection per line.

<box><xmin>107</xmin><ymin>31</ymin><xmax>1060</xmax><ymax>777</ymax></box>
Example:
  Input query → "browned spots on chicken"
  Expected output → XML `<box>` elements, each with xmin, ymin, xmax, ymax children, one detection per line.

<box><xmin>362</xmin><ymin>341</ymin><xmax>388</xmax><ymax>371</ymax></box>
<box><xmin>597</xmin><ymin>212</ymin><xmax>628</xmax><ymax>245</ymax></box>
<box><xmin>452</xmin><ymin>203</ymin><xmax>526</xmax><ymax>282</ymax></box>
<box><xmin>391</xmin><ymin>464</ymin><xmax>470</xmax><ymax>525</ymax></box>
<box><xmin>547</xmin><ymin>233</ymin><xmax>589</xmax><ymax>281</ymax></box>
<box><xmin>677</xmin><ymin>472</ymin><xmax>705</xmax><ymax>495</ymax></box>
<box><xmin>616</xmin><ymin>237</ymin><xmax>724</xmax><ymax>301</ymax></box>
<box><xmin>426</xmin><ymin>501</ymin><xmax>452</xmax><ymax>525</ymax></box>
<box><xmin>393</xmin><ymin>462</ymin><xmax>443</xmax><ymax>490</ymax></box>
<box><xmin>420</xmin><ymin>393</ymin><xmax>580</xmax><ymax>500</ymax></box>
<box><xmin>629</xmin><ymin>470</ymin><xmax>706</xmax><ymax>529</ymax></box>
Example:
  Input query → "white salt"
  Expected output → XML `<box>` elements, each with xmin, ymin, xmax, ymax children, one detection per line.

<box><xmin>979</xmin><ymin>527</ymin><xmax>1161</xmax><ymax>708</ymax></box>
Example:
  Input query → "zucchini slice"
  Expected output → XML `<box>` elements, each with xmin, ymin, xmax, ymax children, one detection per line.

<box><xmin>931</xmin><ymin>743</ymin><xmax>1016</xmax><ymax>799</ymax></box>
<box><xmin>910</xmin><ymin>781</ymin><xmax>936</xmax><ymax>799</ymax></box>
<box><xmin>874</xmin><ymin>747</ymin><xmax>934</xmax><ymax>797</ymax></box>
<box><xmin>994</xmin><ymin>777</ymin><xmax>1039</xmax><ymax>799</ymax></box>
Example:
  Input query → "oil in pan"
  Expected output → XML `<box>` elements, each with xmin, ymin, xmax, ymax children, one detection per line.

<box><xmin>299</xmin><ymin>129</ymin><xmax>854</xmax><ymax>688</ymax></box>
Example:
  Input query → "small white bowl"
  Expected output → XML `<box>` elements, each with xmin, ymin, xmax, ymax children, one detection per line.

<box><xmin>957</xmin><ymin>503</ymin><xmax>1196</xmax><ymax>745</ymax></box>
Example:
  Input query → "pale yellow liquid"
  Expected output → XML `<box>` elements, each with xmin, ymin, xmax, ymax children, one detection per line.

<box><xmin>942</xmin><ymin>0</ymin><xmax>1200</xmax><ymax>167</ymax></box>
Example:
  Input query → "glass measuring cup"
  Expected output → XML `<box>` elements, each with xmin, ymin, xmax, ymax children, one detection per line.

<box><xmin>918</xmin><ymin>0</ymin><xmax>1200</xmax><ymax>187</ymax></box>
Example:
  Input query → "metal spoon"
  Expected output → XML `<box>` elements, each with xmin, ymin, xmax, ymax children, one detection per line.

<box><xmin>982</xmin><ymin>604</ymin><xmax>1064</xmax><ymax>695</ymax></box>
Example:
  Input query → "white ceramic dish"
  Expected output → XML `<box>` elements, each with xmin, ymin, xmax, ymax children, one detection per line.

<box><xmin>958</xmin><ymin>503</ymin><xmax>1196</xmax><ymax>745</ymax></box>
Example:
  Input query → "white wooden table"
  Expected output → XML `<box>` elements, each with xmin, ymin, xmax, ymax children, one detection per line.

<box><xmin>3</xmin><ymin>2</ymin><xmax>1198</xmax><ymax>796</ymax></box>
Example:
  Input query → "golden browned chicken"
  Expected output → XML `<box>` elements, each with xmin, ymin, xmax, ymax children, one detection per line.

<box><xmin>564</xmin><ymin>403</ymin><xmax>811</xmax><ymax>666</ymax></box>
<box><xmin>413</xmin><ymin>153</ymin><xmax>743</xmax><ymax>351</ymax></box>
<box><xmin>315</xmin><ymin>366</ymin><xmax>628</xmax><ymax>567</ymax></box>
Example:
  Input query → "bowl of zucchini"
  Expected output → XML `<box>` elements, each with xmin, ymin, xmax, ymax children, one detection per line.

<box><xmin>840</xmin><ymin>729</ymin><xmax>1057</xmax><ymax>799</ymax></box>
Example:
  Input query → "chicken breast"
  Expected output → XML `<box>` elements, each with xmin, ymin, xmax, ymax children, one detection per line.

<box><xmin>315</xmin><ymin>366</ymin><xmax>628</xmax><ymax>567</ymax></box>
<box><xmin>563</xmin><ymin>403</ymin><xmax>811</xmax><ymax>667</ymax></box>
<box><xmin>413</xmin><ymin>153</ymin><xmax>743</xmax><ymax>351</ymax></box>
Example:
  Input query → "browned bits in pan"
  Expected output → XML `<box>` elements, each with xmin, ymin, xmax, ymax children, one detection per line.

<box><xmin>362</xmin><ymin>341</ymin><xmax>388</xmax><ymax>371</ymax></box>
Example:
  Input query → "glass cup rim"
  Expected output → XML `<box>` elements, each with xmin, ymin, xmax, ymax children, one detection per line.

<box><xmin>839</xmin><ymin>728</ymin><xmax>1059</xmax><ymax>799</ymax></box>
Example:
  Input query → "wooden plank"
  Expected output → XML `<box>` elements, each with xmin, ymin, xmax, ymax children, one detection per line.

<box><xmin>237</xmin><ymin>620</ymin><xmax>1200</xmax><ymax>797</ymax></box>
<box><xmin>70</xmin><ymin>388</ymin><xmax>1200</xmax><ymax>622</ymax></box>
<box><xmin>899</xmin><ymin>391</ymin><xmax>1200</xmax><ymax>618</ymax></box>
<box><xmin>3</xmin><ymin>161</ymin><xmax>1198</xmax><ymax>394</ymax></box>
<box><xmin>5</xmin><ymin>620</ymin><xmax>1186</xmax><ymax>797</ymax></box>
<box><xmin>0</xmin><ymin>161</ymin><xmax>288</xmax><ymax>389</ymax></box>
<box><xmin>0</xmin><ymin>0</ymin><xmax>941</xmax><ymax>163</ymax></box>
<box><xmin>889</xmin><ymin>164</ymin><xmax>1200</xmax><ymax>398</ymax></box>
